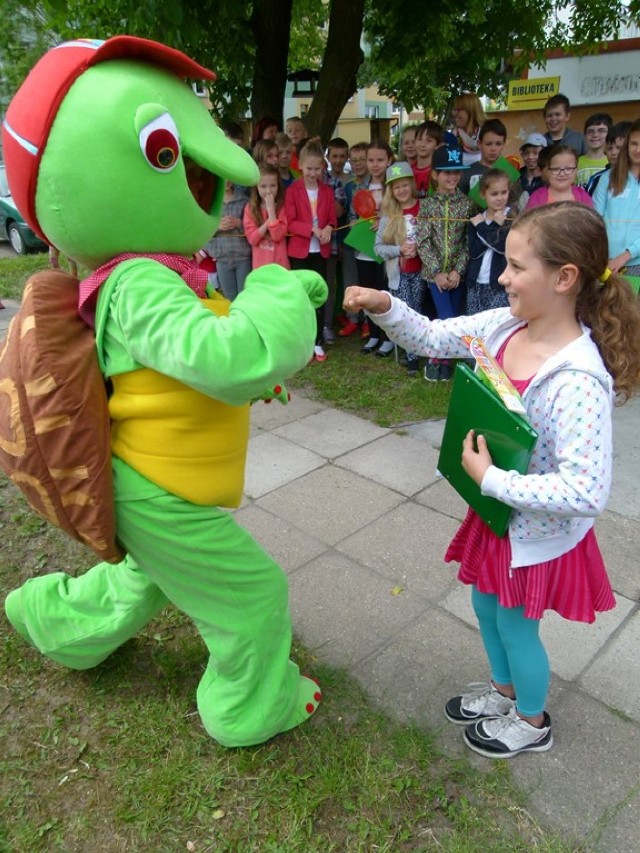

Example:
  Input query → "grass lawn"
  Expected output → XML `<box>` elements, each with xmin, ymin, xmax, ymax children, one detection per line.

<box><xmin>290</xmin><ymin>331</ymin><xmax>452</xmax><ymax>427</ymax></box>
<box><xmin>0</xmin><ymin>255</ymin><xmax>583</xmax><ymax>851</ymax></box>
<box><xmin>0</xmin><ymin>250</ymin><xmax>52</xmax><ymax>300</ymax></box>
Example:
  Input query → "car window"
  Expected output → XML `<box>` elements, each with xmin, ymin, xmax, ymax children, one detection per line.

<box><xmin>0</xmin><ymin>165</ymin><xmax>10</xmax><ymax>198</ymax></box>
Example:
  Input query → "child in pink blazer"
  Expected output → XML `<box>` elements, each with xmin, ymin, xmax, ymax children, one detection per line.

<box><xmin>243</xmin><ymin>165</ymin><xmax>290</xmax><ymax>270</ymax></box>
<box><xmin>285</xmin><ymin>138</ymin><xmax>336</xmax><ymax>361</ymax></box>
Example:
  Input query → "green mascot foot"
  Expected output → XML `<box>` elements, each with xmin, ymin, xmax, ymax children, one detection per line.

<box><xmin>4</xmin><ymin>588</ymin><xmax>32</xmax><ymax>644</ymax></box>
<box><xmin>277</xmin><ymin>675</ymin><xmax>322</xmax><ymax>737</ymax></box>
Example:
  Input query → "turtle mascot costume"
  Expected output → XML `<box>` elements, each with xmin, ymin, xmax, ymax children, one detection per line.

<box><xmin>0</xmin><ymin>37</ymin><xmax>326</xmax><ymax>747</ymax></box>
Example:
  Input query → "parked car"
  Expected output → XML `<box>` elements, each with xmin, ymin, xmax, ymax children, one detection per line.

<box><xmin>0</xmin><ymin>162</ymin><xmax>47</xmax><ymax>255</ymax></box>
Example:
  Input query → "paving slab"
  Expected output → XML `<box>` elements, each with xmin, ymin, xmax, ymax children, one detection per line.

<box><xmin>609</xmin><ymin>396</ymin><xmax>640</xmax><ymax>519</ymax></box>
<box><xmin>244</xmin><ymin>432</ymin><xmax>325</xmax><ymax>498</ymax></box>
<box><xmin>336</xmin><ymin>432</ymin><xmax>441</xmax><ymax>496</ymax></box>
<box><xmin>580</xmin><ymin>608</ymin><xmax>640</xmax><ymax>723</ymax></box>
<box><xmin>594</xmin><ymin>789</ymin><xmax>640</xmax><ymax>853</ymax></box>
<box><xmin>273</xmin><ymin>407</ymin><xmax>388</xmax><ymax>458</ymax></box>
<box><xmin>509</xmin><ymin>684</ymin><xmax>640</xmax><ymax>850</ymax></box>
<box><xmin>0</xmin><ymin>298</ymin><xmax>20</xmax><ymax>336</ymax></box>
<box><xmin>336</xmin><ymin>500</ymin><xmax>460</xmax><ymax>602</ymax></box>
<box><xmin>594</xmin><ymin>511</ymin><xmax>640</xmax><ymax>601</ymax></box>
<box><xmin>233</xmin><ymin>503</ymin><xmax>328</xmax><ymax>573</ymax></box>
<box><xmin>404</xmin><ymin>418</ymin><xmax>445</xmax><ymax>448</ymax></box>
<box><xmin>288</xmin><ymin>549</ymin><xmax>431</xmax><ymax>668</ymax></box>
<box><xmin>256</xmin><ymin>464</ymin><xmax>404</xmax><ymax>546</ymax></box>
<box><xmin>415</xmin><ymin>477</ymin><xmax>468</xmax><ymax>522</ymax></box>
<box><xmin>351</xmin><ymin>609</ymin><xmax>491</xmax><ymax>757</ymax></box>
<box><xmin>250</xmin><ymin>392</ymin><xmax>325</xmax><ymax>435</ymax></box>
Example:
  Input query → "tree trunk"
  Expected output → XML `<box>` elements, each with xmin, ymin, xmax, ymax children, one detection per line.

<box><xmin>249</xmin><ymin>0</ymin><xmax>293</xmax><ymax>129</ymax></box>
<box><xmin>304</xmin><ymin>0</ymin><xmax>365</xmax><ymax>144</ymax></box>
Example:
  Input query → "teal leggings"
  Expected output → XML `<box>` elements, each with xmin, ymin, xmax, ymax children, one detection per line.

<box><xmin>472</xmin><ymin>587</ymin><xmax>550</xmax><ymax>716</ymax></box>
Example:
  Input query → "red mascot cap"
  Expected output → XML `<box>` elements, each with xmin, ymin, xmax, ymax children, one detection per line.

<box><xmin>1</xmin><ymin>36</ymin><xmax>216</xmax><ymax>242</ymax></box>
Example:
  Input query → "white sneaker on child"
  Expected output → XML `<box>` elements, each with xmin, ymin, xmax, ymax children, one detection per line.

<box><xmin>445</xmin><ymin>682</ymin><xmax>515</xmax><ymax>725</ymax></box>
<box><xmin>375</xmin><ymin>340</ymin><xmax>395</xmax><ymax>358</ymax></box>
<box><xmin>463</xmin><ymin>707</ymin><xmax>553</xmax><ymax>758</ymax></box>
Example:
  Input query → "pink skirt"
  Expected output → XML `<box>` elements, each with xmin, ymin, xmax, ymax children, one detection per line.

<box><xmin>445</xmin><ymin>510</ymin><xmax>615</xmax><ymax>622</ymax></box>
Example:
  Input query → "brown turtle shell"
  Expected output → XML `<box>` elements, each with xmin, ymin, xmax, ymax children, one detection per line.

<box><xmin>0</xmin><ymin>270</ymin><xmax>124</xmax><ymax>563</ymax></box>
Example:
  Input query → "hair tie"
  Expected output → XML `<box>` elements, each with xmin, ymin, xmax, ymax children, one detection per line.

<box><xmin>599</xmin><ymin>267</ymin><xmax>612</xmax><ymax>284</ymax></box>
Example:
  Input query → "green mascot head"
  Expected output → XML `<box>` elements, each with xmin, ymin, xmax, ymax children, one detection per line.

<box><xmin>1</xmin><ymin>36</ymin><xmax>259</xmax><ymax>269</ymax></box>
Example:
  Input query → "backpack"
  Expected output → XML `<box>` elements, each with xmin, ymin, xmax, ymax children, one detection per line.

<box><xmin>0</xmin><ymin>270</ymin><xmax>124</xmax><ymax>563</ymax></box>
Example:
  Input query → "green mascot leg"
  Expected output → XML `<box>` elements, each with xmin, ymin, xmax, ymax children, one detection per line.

<box><xmin>112</xmin><ymin>464</ymin><xmax>321</xmax><ymax>747</ymax></box>
<box><xmin>4</xmin><ymin>461</ymin><xmax>320</xmax><ymax>747</ymax></box>
<box><xmin>4</xmin><ymin>555</ymin><xmax>169</xmax><ymax>669</ymax></box>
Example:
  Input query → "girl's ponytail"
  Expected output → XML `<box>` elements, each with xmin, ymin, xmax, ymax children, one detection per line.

<box><xmin>578</xmin><ymin>269</ymin><xmax>640</xmax><ymax>403</ymax></box>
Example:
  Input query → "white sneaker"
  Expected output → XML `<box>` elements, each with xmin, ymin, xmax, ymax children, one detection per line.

<box><xmin>313</xmin><ymin>345</ymin><xmax>327</xmax><ymax>362</ymax></box>
<box><xmin>375</xmin><ymin>340</ymin><xmax>395</xmax><ymax>358</ymax></box>
<box><xmin>463</xmin><ymin>707</ymin><xmax>553</xmax><ymax>759</ymax></box>
<box><xmin>444</xmin><ymin>682</ymin><xmax>515</xmax><ymax>725</ymax></box>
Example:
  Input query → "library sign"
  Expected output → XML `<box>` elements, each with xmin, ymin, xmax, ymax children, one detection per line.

<box><xmin>507</xmin><ymin>77</ymin><xmax>560</xmax><ymax>110</ymax></box>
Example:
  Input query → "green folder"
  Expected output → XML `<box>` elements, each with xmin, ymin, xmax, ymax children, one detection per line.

<box><xmin>623</xmin><ymin>274</ymin><xmax>640</xmax><ymax>294</ymax></box>
<box><xmin>437</xmin><ymin>362</ymin><xmax>538</xmax><ymax>537</ymax></box>
<box><xmin>344</xmin><ymin>219</ymin><xmax>384</xmax><ymax>263</ymax></box>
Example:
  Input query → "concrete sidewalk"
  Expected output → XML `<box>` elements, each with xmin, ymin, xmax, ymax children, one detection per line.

<box><xmin>2</xmin><ymin>298</ymin><xmax>639</xmax><ymax>849</ymax></box>
<box><xmin>242</xmin><ymin>390</ymin><xmax>640</xmax><ymax>853</ymax></box>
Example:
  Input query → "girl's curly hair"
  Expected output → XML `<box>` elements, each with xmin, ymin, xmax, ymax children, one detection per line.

<box><xmin>513</xmin><ymin>202</ymin><xmax>640</xmax><ymax>403</ymax></box>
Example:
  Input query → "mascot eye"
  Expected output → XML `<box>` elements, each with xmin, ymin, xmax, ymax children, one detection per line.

<box><xmin>139</xmin><ymin>113</ymin><xmax>180</xmax><ymax>172</ymax></box>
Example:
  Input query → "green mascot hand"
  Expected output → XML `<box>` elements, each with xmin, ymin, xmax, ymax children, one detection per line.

<box><xmin>289</xmin><ymin>270</ymin><xmax>329</xmax><ymax>310</ymax></box>
<box><xmin>251</xmin><ymin>382</ymin><xmax>290</xmax><ymax>406</ymax></box>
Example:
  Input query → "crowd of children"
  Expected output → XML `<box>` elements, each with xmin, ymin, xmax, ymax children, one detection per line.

<box><xmin>197</xmin><ymin>94</ymin><xmax>639</xmax><ymax>379</ymax></box>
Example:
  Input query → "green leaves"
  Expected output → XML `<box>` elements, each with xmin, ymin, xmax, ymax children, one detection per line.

<box><xmin>0</xmin><ymin>1</ymin><xmax>636</xmax><ymax>151</ymax></box>
<box><xmin>364</xmin><ymin>0</ymin><xmax>633</xmax><ymax>113</ymax></box>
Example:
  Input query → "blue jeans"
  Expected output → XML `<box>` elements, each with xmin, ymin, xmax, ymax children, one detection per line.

<box><xmin>427</xmin><ymin>281</ymin><xmax>464</xmax><ymax>319</ymax></box>
<box><xmin>217</xmin><ymin>257</ymin><xmax>252</xmax><ymax>301</ymax></box>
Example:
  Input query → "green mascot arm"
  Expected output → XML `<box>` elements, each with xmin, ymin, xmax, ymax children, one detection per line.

<box><xmin>96</xmin><ymin>260</ymin><xmax>327</xmax><ymax>406</ymax></box>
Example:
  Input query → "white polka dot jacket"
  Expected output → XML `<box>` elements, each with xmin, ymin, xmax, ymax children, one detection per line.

<box><xmin>372</xmin><ymin>299</ymin><xmax>614</xmax><ymax>569</ymax></box>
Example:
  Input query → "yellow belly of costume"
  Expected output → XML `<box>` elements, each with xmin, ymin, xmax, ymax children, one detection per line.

<box><xmin>109</xmin><ymin>295</ymin><xmax>249</xmax><ymax>507</ymax></box>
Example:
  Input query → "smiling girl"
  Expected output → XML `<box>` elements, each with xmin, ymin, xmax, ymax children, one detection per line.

<box><xmin>344</xmin><ymin>202</ymin><xmax>640</xmax><ymax>759</ymax></box>
<box><xmin>374</xmin><ymin>162</ymin><xmax>422</xmax><ymax>375</ymax></box>
<box><xmin>466</xmin><ymin>169</ymin><xmax>512</xmax><ymax>315</ymax></box>
<box><xmin>526</xmin><ymin>145</ymin><xmax>593</xmax><ymax>209</ymax></box>
<box><xmin>350</xmin><ymin>140</ymin><xmax>394</xmax><ymax>355</ymax></box>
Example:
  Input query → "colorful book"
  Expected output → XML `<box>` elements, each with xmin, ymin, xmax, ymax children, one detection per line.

<box><xmin>462</xmin><ymin>336</ymin><xmax>526</xmax><ymax>414</ymax></box>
